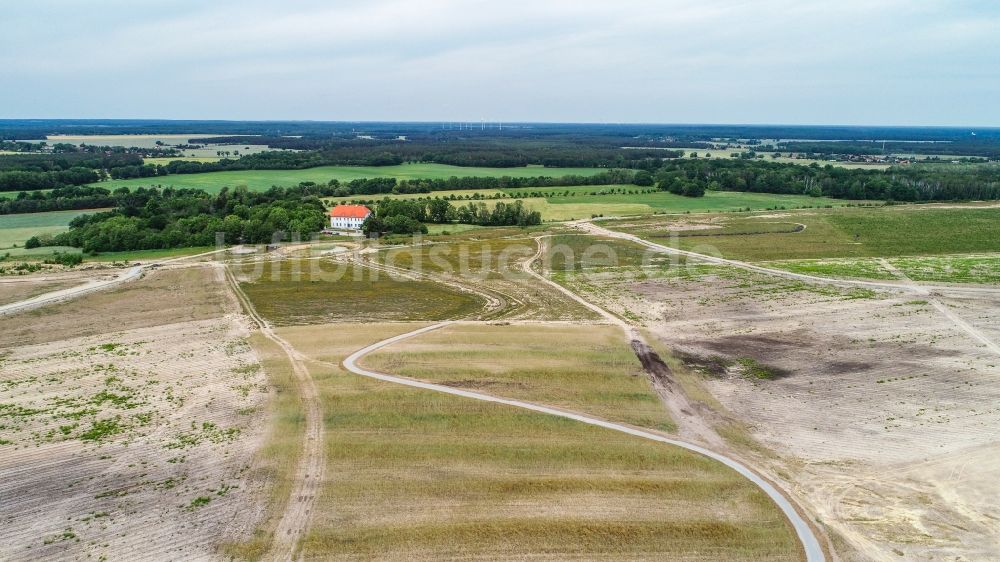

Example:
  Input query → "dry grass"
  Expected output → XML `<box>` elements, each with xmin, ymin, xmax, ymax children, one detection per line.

<box><xmin>362</xmin><ymin>323</ymin><xmax>675</xmax><ymax>432</ymax></box>
<box><xmin>272</xmin><ymin>324</ymin><xmax>799</xmax><ymax>561</ymax></box>
<box><xmin>219</xmin><ymin>332</ymin><xmax>305</xmax><ymax>560</ymax></box>
<box><xmin>376</xmin><ymin>237</ymin><xmax>600</xmax><ymax>321</ymax></box>
<box><xmin>601</xmin><ymin>205</ymin><xmax>1000</xmax><ymax>262</ymax></box>
<box><xmin>235</xmin><ymin>261</ymin><xmax>484</xmax><ymax>326</ymax></box>
<box><xmin>0</xmin><ymin>266</ymin><xmax>230</xmax><ymax>347</ymax></box>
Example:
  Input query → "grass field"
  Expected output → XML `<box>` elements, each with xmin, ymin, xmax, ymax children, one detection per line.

<box><xmin>372</xmin><ymin>231</ymin><xmax>600</xmax><ymax>320</ymax></box>
<box><xmin>544</xmin><ymin>233</ymin><xmax>676</xmax><ymax>272</ymax></box>
<box><xmin>326</xmin><ymin>188</ymin><xmax>506</xmax><ymax>206</ymax></box>
<box><xmin>0</xmin><ymin>189</ymin><xmax>51</xmax><ymax>200</ymax></box>
<box><xmin>670</xmin><ymin>149</ymin><xmax>892</xmax><ymax>170</ymax></box>
<box><xmin>604</xmin><ymin>205</ymin><xmax>1000</xmax><ymax>261</ymax></box>
<box><xmin>521</xmin><ymin>190</ymin><xmax>854</xmax><ymax>221</ymax></box>
<box><xmin>89</xmin><ymin>163</ymin><xmax>609</xmax><ymax>193</ymax></box>
<box><xmin>236</xmin><ymin>260</ymin><xmax>484</xmax><ymax>325</ymax></box>
<box><xmin>253</xmin><ymin>323</ymin><xmax>801</xmax><ymax>561</ymax></box>
<box><xmin>423</xmin><ymin>222</ymin><xmax>485</xmax><ymax>235</ymax></box>
<box><xmin>143</xmin><ymin>156</ymin><xmax>222</xmax><ymax>165</ymax></box>
<box><xmin>336</xmin><ymin>187</ymin><xmax>861</xmax><ymax>222</ymax></box>
<box><xmin>40</xmin><ymin>134</ymin><xmax>223</xmax><ymax>148</ymax></box>
<box><xmin>0</xmin><ymin>209</ymin><xmax>104</xmax><ymax>250</ymax></box>
<box><xmin>363</xmin><ymin>323</ymin><xmax>675</xmax><ymax>431</ymax></box>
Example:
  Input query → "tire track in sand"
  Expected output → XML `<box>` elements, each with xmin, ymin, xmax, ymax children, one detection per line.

<box><xmin>224</xmin><ymin>265</ymin><xmax>323</xmax><ymax>562</ymax></box>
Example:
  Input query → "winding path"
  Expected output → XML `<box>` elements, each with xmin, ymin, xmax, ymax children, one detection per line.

<box><xmin>0</xmin><ymin>241</ymin><xmax>828</xmax><ymax>560</ymax></box>
<box><xmin>341</xmin><ymin>321</ymin><xmax>826</xmax><ymax>562</ymax></box>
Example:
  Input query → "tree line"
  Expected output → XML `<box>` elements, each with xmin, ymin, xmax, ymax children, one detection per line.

<box><xmin>653</xmin><ymin>159</ymin><xmax>1000</xmax><ymax>201</ymax></box>
<box><xmin>29</xmin><ymin>186</ymin><xmax>327</xmax><ymax>253</ymax></box>
<box><xmin>1</xmin><ymin>186</ymin><xmax>118</xmax><ymax>215</ymax></box>
<box><xmin>0</xmin><ymin>149</ymin><xmax>160</xmax><ymax>192</ymax></box>
<box><xmin>334</xmin><ymin>170</ymin><xmax>640</xmax><ymax>196</ymax></box>
<box><xmin>360</xmin><ymin>198</ymin><xmax>541</xmax><ymax>236</ymax></box>
<box><xmin>0</xmin><ymin>171</ymin><xmax>642</xmax><ymax>215</ymax></box>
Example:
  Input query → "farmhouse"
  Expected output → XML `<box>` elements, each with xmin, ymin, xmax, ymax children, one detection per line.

<box><xmin>329</xmin><ymin>205</ymin><xmax>371</xmax><ymax>231</ymax></box>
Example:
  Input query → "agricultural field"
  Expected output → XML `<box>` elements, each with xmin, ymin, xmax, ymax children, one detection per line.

<box><xmin>372</xmin><ymin>229</ymin><xmax>600</xmax><ymax>320</ymax></box>
<box><xmin>600</xmin><ymin>204</ymin><xmax>1000</xmax><ymax>261</ymax></box>
<box><xmin>144</xmin><ymin>156</ymin><xmax>222</xmax><ymax>165</ymax></box>
<box><xmin>0</xmin><ymin>209</ymin><xmax>103</xmax><ymax>251</ymax></box>
<box><xmin>39</xmin><ymin>134</ymin><xmax>225</xmax><ymax>149</ymax></box>
<box><xmin>234</xmin><ymin>260</ymin><xmax>485</xmax><ymax>325</ymax></box>
<box><xmin>331</xmin><ymin>186</ymin><xmax>861</xmax><ymax>222</ymax></box>
<box><xmin>36</xmin><ymin>134</ymin><xmax>277</xmax><ymax>159</ymax></box>
<box><xmin>90</xmin><ymin>163</ymin><xmax>609</xmax><ymax>193</ymax></box>
<box><xmin>363</xmin><ymin>323</ymin><xmax>675</xmax><ymax>431</ymax></box>
<box><xmin>671</xmin><ymin>149</ymin><xmax>893</xmax><ymax>170</ymax></box>
<box><xmin>235</xmin><ymin>322</ymin><xmax>801</xmax><ymax>561</ymax></box>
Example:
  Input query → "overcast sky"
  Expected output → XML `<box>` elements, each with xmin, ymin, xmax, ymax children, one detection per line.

<box><xmin>2</xmin><ymin>0</ymin><xmax>998</xmax><ymax>126</ymax></box>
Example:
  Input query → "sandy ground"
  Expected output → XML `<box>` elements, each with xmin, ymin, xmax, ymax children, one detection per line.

<box><xmin>0</xmin><ymin>267</ymin><xmax>121</xmax><ymax>306</ymax></box>
<box><xmin>565</xmin><ymin>265</ymin><xmax>1000</xmax><ymax>561</ymax></box>
<box><xmin>0</xmin><ymin>278</ymin><xmax>86</xmax><ymax>307</ymax></box>
<box><xmin>0</xmin><ymin>267</ymin><xmax>271</xmax><ymax>561</ymax></box>
<box><xmin>0</xmin><ymin>267</ymin><xmax>230</xmax><ymax>348</ymax></box>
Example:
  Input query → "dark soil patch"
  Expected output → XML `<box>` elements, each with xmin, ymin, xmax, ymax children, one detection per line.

<box><xmin>630</xmin><ymin>339</ymin><xmax>674</xmax><ymax>389</ymax></box>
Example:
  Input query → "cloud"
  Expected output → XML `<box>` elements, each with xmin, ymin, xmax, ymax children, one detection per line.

<box><xmin>1</xmin><ymin>0</ymin><xmax>997</xmax><ymax>124</ymax></box>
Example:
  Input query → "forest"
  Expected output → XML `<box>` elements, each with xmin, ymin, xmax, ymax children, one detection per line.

<box><xmin>1</xmin><ymin>120</ymin><xmax>999</xmax><ymax>205</ymax></box>
<box><xmin>30</xmin><ymin>186</ymin><xmax>327</xmax><ymax>252</ymax></box>
<box><xmin>0</xmin><ymin>172</ymin><xmax>640</xmax><ymax>215</ymax></box>
<box><xmin>654</xmin><ymin>159</ymin><xmax>1000</xmax><ymax>201</ymax></box>
<box><xmin>360</xmin><ymin>198</ymin><xmax>541</xmax><ymax>236</ymax></box>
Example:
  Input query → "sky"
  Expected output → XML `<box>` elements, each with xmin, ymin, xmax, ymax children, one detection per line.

<box><xmin>2</xmin><ymin>0</ymin><xmax>998</xmax><ymax>126</ymax></box>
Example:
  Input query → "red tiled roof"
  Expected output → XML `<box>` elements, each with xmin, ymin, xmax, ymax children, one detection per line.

<box><xmin>329</xmin><ymin>205</ymin><xmax>371</xmax><ymax>219</ymax></box>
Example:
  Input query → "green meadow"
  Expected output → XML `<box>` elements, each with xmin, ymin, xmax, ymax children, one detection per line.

<box><xmin>0</xmin><ymin>209</ymin><xmax>104</xmax><ymax>250</ymax></box>
<box><xmin>605</xmin><ymin>205</ymin><xmax>1000</xmax><ymax>261</ymax></box>
<box><xmin>89</xmin><ymin>163</ymin><xmax>608</xmax><ymax>193</ymax></box>
<box><xmin>330</xmin><ymin>184</ymin><xmax>860</xmax><ymax>221</ymax></box>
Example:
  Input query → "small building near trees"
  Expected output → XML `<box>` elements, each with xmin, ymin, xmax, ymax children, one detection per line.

<box><xmin>329</xmin><ymin>205</ymin><xmax>371</xmax><ymax>231</ymax></box>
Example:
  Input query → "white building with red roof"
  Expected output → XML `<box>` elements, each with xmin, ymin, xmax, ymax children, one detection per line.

<box><xmin>329</xmin><ymin>205</ymin><xmax>371</xmax><ymax>231</ymax></box>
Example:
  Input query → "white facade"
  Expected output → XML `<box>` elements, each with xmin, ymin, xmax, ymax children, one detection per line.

<box><xmin>330</xmin><ymin>215</ymin><xmax>368</xmax><ymax>230</ymax></box>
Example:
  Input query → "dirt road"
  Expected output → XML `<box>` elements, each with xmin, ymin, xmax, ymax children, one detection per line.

<box><xmin>578</xmin><ymin>220</ymin><xmax>1000</xmax><ymax>295</ymax></box>
<box><xmin>580</xmin><ymin>220</ymin><xmax>1000</xmax><ymax>358</ymax></box>
<box><xmin>224</xmin><ymin>265</ymin><xmax>324</xmax><ymax>562</ymax></box>
<box><xmin>0</xmin><ymin>248</ymin><xmax>227</xmax><ymax>317</ymax></box>
<box><xmin>522</xmin><ymin>237</ymin><xmax>725</xmax><ymax>447</ymax></box>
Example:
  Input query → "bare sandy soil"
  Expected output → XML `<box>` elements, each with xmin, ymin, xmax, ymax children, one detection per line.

<box><xmin>565</xmin><ymin>265</ymin><xmax>1000</xmax><ymax>561</ymax></box>
<box><xmin>0</xmin><ymin>267</ymin><xmax>271</xmax><ymax>561</ymax></box>
<box><xmin>0</xmin><ymin>267</ymin><xmax>121</xmax><ymax>306</ymax></box>
<box><xmin>0</xmin><ymin>278</ymin><xmax>86</xmax><ymax>307</ymax></box>
<box><xmin>0</xmin><ymin>267</ymin><xmax>230</xmax><ymax>347</ymax></box>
